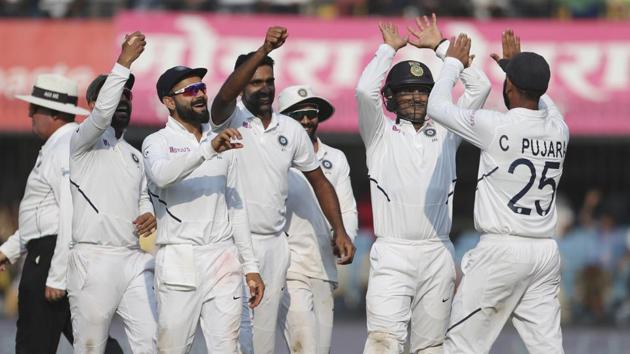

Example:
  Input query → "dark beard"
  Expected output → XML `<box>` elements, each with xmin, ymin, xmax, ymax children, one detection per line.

<box><xmin>176</xmin><ymin>99</ymin><xmax>209</xmax><ymax>124</ymax></box>
<box><xmin>111</xmin><ymin>103</ymin><xmax>131</xmax><ymax>131</ymax></box>
<box><xmin>503</xmin><ymin>80</ymin><xmax>511</xmax><ymax>109</ymax></box>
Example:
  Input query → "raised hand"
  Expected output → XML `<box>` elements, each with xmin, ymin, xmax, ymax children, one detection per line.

<box><xmin>246</xmin><ymin>272</ymin><xmax>265</xmax><ymax>308</ymax></box>
<box><xmin>211</xmin><ymin>128</ymin><xmax>243</xmax><ymax>153</ymax></box>
<box><xmin>446</xmin><ymin>33</ymin><xmax>472</xmax><ymax>67</ymax></box>
<box><xmin>490</xmin><ymin>29</ymin><xmax>521</xmax><ymax>64</ymax></box>
<box><xmin>262</xmin><ymin>26</ymin><xmax>288</xmax><ymax>54</ymax></box>
<box><xmin>408</xmin><ymin>13</ymin><xmax>443</xmax><ymax>50</ymax></box>
<box><xmin>117</xmin><ymin>31</ymin><xmax>146</xmax><ymax>68</ymax></box>
<box><xmin>378</xmin><ymin>22</ymin><xmax>407</xmax><ymax>51</ymax></box>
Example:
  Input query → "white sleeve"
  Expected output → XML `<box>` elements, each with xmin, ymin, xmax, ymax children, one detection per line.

<box><xmin>538</xmin><ymin>94</ymin><xmax>562</xmax><ymax>119</ymax></box>
<box><xmin>45</xmin><ymin>150</ymin><xmax>73</xmax><ymax>290</ymax></box>
<box><xmin>0</xmin><ymin>230</ymin><xmax>26</xmax><ymax>264</ymax></box>
<box><xmin>291</xmin><ymin>127</ymin><xmax>320</xmax><ymax>172</ymax></box>
<box><xmin>138</xmin><ymin>168</ymin><xmax>154</xmax><ymax>216</ymax></box>
<box><xmin>334</xmin><ymin>154</ymin><xmax>358</xmax><ymax>242</ymax></box>
<box><xmin>226</xmin><ymin>152</ymin><xmax>258</xmax><ymax>274</ymax></box>
<box><xmin>142</xmin><ymin>134</ymin><xmax>217</xmax><ymax>188</ymax></box>
<box><xmin>70</xmin><ymin>64</ymin><xmax>130</xmax><ymax>156</ymax></box>
<box><xmin>355</xmin><ymin>44</ymin><xmax>394</xmax><ymax>148</ymax></box>
<box><xmin>427</xmin><ymin>58</ymin><xmax>500</xmax><ymax>149</ymax></box>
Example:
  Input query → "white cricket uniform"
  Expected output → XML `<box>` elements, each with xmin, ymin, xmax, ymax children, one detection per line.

<box><xmin>66</xmin><ymin>63</ymin><xmax>157</xmax><ymax>354</ymax></box>
<box><xmin>0</xmin><ymin>122</ymin><xmax>75</xmax><ymax>289</ymax></box>
<box><xmin>279</xmin><ymin>140</ymin><xmax>358</xmax><ymax>354</ymax></box>
<box><xmin>428</xmin><ymin>57</ymin><xmax>568</xmax><ymax>354</ymax></box>
<box><xmin>142</xmin><ymin>117</ymin><xmax>259</xmax><ymax>354</ymax></box>
<box><xmin>356</xmin><ymin>43</ymin><xmax>491</xmax><ymax>354</ymax></box>
<box><xmin>212</xmin><ymin>102</ymin><xmax>320</xmax><ymax>354</ymax></box>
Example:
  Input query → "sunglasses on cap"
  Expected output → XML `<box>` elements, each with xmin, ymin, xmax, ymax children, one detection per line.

<box><xmin>169</xmin><ymin>82</ymin><xmax>206</xmax><ymax>97</ymax></box>
<box><xmin>287</xmin><ymin>108</ymin><xmax>319</xmax><ymax>120</ymax></box>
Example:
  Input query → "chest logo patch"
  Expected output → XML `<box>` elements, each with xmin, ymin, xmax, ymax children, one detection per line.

<box><xmin>424</xmin><ymin>128</ymin><xmax>436</xmax><ymax>137</ymax></box>
<box><xmin>103</xmin><ymin>139</ymin><xmax>109</xmax><ymax>147</ymax></box>
<box><xmin>278</xmin><ymin>135</ymin><xmax>288</xmax><ymax>147</ymax></box>
<box><xmin>322</xmin><ymin>159</ymin><xmax>333</xmax><ymax>169</ymax></box>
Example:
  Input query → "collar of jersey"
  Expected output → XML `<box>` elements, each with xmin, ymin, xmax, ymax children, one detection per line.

<box><xmin>166</xmin><ymin>116</ymin><xmax>211</xmax><ymax>140</ymax></box>
<box><xmin>509</xmin><ymin>107</ymin><xmax>547</xmax><ymax>119</ymax></box>
<box><xmin>397</xmin><ymin>118</ymin><xmax>433</xmax><ymax>134</ymax></box>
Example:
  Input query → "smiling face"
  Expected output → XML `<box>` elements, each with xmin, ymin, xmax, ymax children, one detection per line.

<box><xmin>286</xmin><ymin>103</ymin><xmax>319</xmax><ymax>141</ymax></box>
<box><xmin>241</xmin><ymin>65</ymin><xmax>275</xmax><ymax>118</ymax></box>
<box><xmin>165</xmin><ymin>76</ymin><xmax>209</xmax><ymax>125</ymax></box>
<box><xmin>393</xmin><ymin>86</ymin><xmax>430</xmax><ymax>123</ymax></box>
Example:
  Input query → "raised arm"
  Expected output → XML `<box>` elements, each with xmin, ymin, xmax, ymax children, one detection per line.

<box><xmin>355</xmin><ymin>23</ymin><xmax>407</xmax><ymax>148</ymax></box>
<box><xmin>427</xmin><ymin>34</ymin><xmax>498</xmax><ymax>149</ymax></box>
<box><xmin>211</xmin><ymin>27</ymin><xmax>287</xmax><ymax>127</ymax></box>
<box><xmin>408</xmin><ymin>13</ymin><xmax>491</xmax><ymax>111</ymax></box>
<box><xmin>225</xmin><ymin>152</ymin><xmax>264</xmax><ymax>308</ymax></box>
<box><xmin>71</xmin><ymin>33</ymin><xmax>145</xmax><ymax>156</ymax></box>
<box><xmin>142</xmin><ymin>128</ymin><xmax>243</xmax><ymax>188</ymax></box>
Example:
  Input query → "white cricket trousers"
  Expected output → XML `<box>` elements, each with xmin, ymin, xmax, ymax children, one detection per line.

<box><xmin>444</xmin><ymin>234</ymin><xmax>563</xmax><ymax>354</ymax></box>
<box><xmin>240</xmin><ymin>233</ymin><xmax>290</xmax><ymax>354</ymax></box>
<box><xmin>364</xmin><ymin>237</ymin><xmax>456</xmax><ymax>354</ymax></box>
<box><xmin>278</xmin><ymin>273</ymin><xmax>335</xmax><ymax>354</ymax></box>
<box><xmin>67</xmin><ymin>244</ymin><xmax>157</xmax><ymax>354</ymax></box>
<box><xmin>155</xmin><ymin>242</ymin><xmax>243</xmax><ymax>354</ymax></box>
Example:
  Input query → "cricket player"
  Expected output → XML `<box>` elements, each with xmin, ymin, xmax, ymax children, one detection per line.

<box><xmin>356</xmin><ymin>18</ymin><xmax>491</xmax><ymax>353</ymax></box>
<box><xmin>276</xmin><ymin>85</ymin><xmax>359</xmax><ymax>354</ymax></box>
<box><xmin>211</xmin><ymin>27</ymin><xmax>356</xmax><ymax>354</ymax></box>
<box><xmin>66</xmin><ymin>32</ymin><xmax>158</xmax><ymax>353</ymax></box>
<box><xmin>142</xmin><ymin>65</ymin><xmax>265</xmax><ymax>353</ymax></box>
<box><xmin>427</xmin><ymin>31</ymin><xmax>568</xmax><ymax>354</ymax></box>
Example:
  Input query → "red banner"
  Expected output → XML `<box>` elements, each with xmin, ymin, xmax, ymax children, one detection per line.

<box><xmin>2</xmin><ymin>14</ymin><xmax>630</xmax><ymax>136</ymax></box>
<box><xmin>0</xmin><ymin>20</ymin><xmax>114</xmax><ymax>132</ymax></box>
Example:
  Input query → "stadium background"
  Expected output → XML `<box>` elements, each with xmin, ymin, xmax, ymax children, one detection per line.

<box><xmin>1</xmin><ymin>0</ymin><xmax>630</xmax><ymax>352</ymax></box>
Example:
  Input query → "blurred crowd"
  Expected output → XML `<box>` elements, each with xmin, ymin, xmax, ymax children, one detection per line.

<box><xmin>6</xmin><ymin>187</ymin><xmax>628</xmax><ymax>327</ymax></box>
<box><xmin>1</xmin><ymin>0</ymin><xmax>630</xmax><ymax>19</ymax></box>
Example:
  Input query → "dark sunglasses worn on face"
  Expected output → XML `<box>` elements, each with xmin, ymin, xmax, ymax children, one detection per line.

<box><xmin>287</xmin><ymin>108</ymin><xmax>319</xmax><ymax>120</ymax></box>
<box><xmin>169</xmin><ymin>82</ymin><xmax>207</xmax><ymax>97</ymax></box>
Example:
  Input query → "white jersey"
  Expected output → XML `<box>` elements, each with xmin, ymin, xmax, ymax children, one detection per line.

<box><xmin>355</xmin><ymin>43</ymin><xmax>491</xmax><ymax>241</ymax></box>
<box><xmin>0</xmin><ymin>122</ymin><xmax>76</xmax><ymax>289</ymax></box>
<box><xmin>142</xmin><ymin>117</ymin><xmax>258</xmax><ymax>274</ymax></box>
<box><xmin>211</xmin><ymin>102</ymin><xmax>320</xmax><ymax>235</ymax></box>
<box><xmin>285</xmin><ymin>140</ymin><xmax>358</xmax><ymax>282</ymax></box>
<box><xmin>69</xmin><ymin>63</ymin><xmax>153</xmax><ymax>248</ymax></box>
<box><xmin>428</xmin><ymin>58</ymin><xmax>569</xmax><ymax>238</ymax></box>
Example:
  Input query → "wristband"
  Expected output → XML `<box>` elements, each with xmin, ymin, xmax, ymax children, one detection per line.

<box><xmin>434</xmin><ymin>38</ymin><xmax>448</xmax><ymax>51</ymax></box>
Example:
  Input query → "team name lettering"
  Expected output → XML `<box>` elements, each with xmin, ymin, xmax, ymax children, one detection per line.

<box><xmin>521</xmin><ymin>138</ymin><xmax>566</xmax><ymax>158</ymax></box>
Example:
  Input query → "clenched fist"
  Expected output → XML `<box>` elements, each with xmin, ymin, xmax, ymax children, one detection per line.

<box><xmin>262</xmin><ymin>27</ymin><xmax>288</xmax><ymax>54</ymax></box>
<box><xmin>117</xmin><ymin>31</ymin><xmax>146</xmax><ymax>68</ymax></box>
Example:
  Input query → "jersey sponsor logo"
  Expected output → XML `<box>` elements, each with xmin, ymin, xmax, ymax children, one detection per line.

<box><xmin>169</xmin><ymin>146</ymin><xmax>191</xmax><ymax>153</ymax></box>
<box><xmin>322</xmin><ymin>159</ymin><xmax>333</xmax><ymax>169</ymax></box>
<box><xmin>278</xmin><ymin>135</ymin><xmax>288</xmax><ymax>147</ymax></box>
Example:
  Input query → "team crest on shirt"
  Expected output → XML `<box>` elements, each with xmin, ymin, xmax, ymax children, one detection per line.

<box><xmin>278</xmin><ymin>135</ymin><xmax>288</xmax><ymax>147</ymax></box>
<box><xmin>322</xmin><ymin>159</ymin><xmax>333</xmax><ymax>169</ymax></box>
<box><xmin>103</xmin><ymin>139</ymin><xmax>109</xmax><ymax>147</ymax></box>
<box><xmin>424</xmin><ymin>128</ymin><xmax>436</xmax><ymax>138</ymax></box>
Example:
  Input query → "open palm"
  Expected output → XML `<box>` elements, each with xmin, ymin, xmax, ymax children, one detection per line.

<box><xmin>379</xmin><ymin>22</ymin><xmax>407</xmax><ymax>51</ymax></box>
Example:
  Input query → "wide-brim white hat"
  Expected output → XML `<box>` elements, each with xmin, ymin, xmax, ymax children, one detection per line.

<box><xmin>277</xmin><ymin>85</ymin><xmax>334</xmax><ymax>122</ymax></box>
<box><xmin>15</xmin><ymin>73</ymin><xmax>90</xmax><ymax>116</ymax></box>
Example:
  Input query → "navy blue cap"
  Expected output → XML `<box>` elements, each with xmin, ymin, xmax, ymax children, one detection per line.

<box><xmin>156</xmin><ymin>66</ymin><xmax>207</xmax><ymax>100</ymax></box>
<box><xmin>498</xmin><ymin>52</ymin><xmax>550</xmax><ymax>94</ymax></box>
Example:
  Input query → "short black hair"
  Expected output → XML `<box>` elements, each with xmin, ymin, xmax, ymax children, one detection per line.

<box><xmin>516</xmin><ymin>86</ymin><xmax>544</xmax><ymax>103</ymax></box>
<box><xmin>234</xmin><ymin>51</ymin><xmax>275</xmax><ymax>70</ymax></box>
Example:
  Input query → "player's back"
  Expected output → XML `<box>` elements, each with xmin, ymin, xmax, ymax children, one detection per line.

<box><xmin>473</xmin><ymin>95</ymin><xmax>569</xmax><ymax>238</ymax></box>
